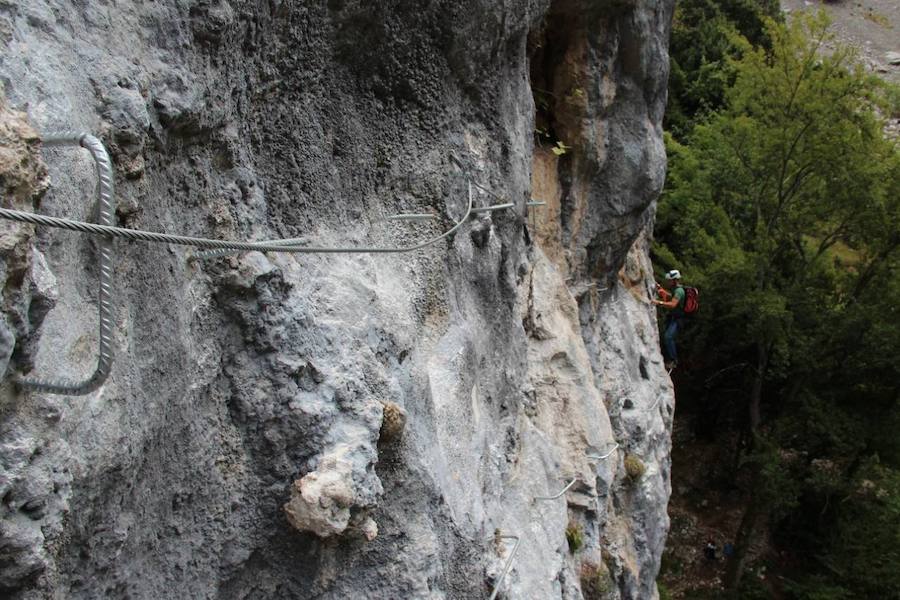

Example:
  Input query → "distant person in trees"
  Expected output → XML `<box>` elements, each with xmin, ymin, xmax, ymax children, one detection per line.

<box><xmin>704</xmin><ymin>540</ymin><xmax>718</xmax><ymax>561</ymax></box>
<box><xmin>723</xmin><ymin>542</ymin><xmax>734</xmax><ymax>559</ymax></box>
<box><xmin>653</xmin><ymin>269</ymin><xmax>687</xmax><ymax>371</ymax></box>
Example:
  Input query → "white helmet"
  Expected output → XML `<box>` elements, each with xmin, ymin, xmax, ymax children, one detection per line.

<box><xmin>665</xmin><ymin>269</ymin><xmax>682</xmax><ymax>280</ymax></box>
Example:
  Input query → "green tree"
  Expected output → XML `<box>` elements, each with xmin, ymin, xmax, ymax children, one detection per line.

<box><xmin>666</xmin><ymin>0</ymin><xmax>780</xmax><ymax>138</ymax></box>
<box><xmin>660</xmin><ymin>12</ymin><xmax>897</xmax><ymax>435</ymax></box>
<box><xmin>656</xmin><ymin>12</ymin><xmax>900</xmax><ymax>595</ymax></box>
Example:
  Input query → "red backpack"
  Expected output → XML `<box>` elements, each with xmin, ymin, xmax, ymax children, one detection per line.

<box><xmin>682</xmin><ymin>286</ymin><xmax>700</xmax><ymax>315</ymax></box>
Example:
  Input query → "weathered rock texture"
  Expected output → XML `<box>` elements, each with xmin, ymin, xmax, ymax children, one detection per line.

<box><xmin>0</xmin><ymin>0</ymin><xmax>674</xmax><ymax>598</ymax></box>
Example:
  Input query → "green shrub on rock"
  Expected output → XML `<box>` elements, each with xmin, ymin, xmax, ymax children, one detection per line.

<box><xmin>624</xmin><ymin>454</ymin><xmax>646</xmax><ymax>481</ymax></box>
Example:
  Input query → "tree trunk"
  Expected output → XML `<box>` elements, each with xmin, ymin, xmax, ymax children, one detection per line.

<box><xmin>749</xmin><ymin>343</ymin><xmax>768</xmax><ymax>432</ymax></box>
<box><xmin>725</xmin><ymin>497</ymin><xmax>761</xmax><ymax>593</ymax></box>
<box><xmin>730</xmin><ymin>427</ymin><xmax>747</xmax><ymax>477</ymax></box>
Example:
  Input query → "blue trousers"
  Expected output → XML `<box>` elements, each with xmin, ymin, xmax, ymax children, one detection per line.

<box><xmin>663</xmin><ymin>317</ymin><xmax>682</xmax><ymax>363</ymax></box>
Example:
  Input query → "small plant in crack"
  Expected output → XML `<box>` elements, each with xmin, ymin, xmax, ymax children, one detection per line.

<box><xmin>551</xmin><ymin>140</ymin><xmax>571</xmax><ymax>156</ymax></box>
<box><xmin>580</xmin><ymin>561</ymin><xmax>613</xmax><ymax>599</ymax></box>
<box><xmin>624</xmin><ymin>453</ymin><xmax>646</xmax><ymax>482</ymax></box>
<box><xmin>566</xmin><ymin>521</ymin><xmax>584</xmax><ymax>553</ymax></box>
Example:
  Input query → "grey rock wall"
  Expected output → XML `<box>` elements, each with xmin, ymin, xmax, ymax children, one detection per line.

<box><xmin>0</xmin><ymin>0</ymin><xmax>674</xmax><ymax>598</ymax></box>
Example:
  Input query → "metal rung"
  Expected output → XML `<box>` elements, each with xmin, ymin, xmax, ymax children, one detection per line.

<box><xmin>384</xmin><ymin>213</ymin><xmax>436</xmax><ymax>221</ymax></box>
<box><xmin>488</xmin><ymin>533</ymin><xmax>520</xmax><ymax>600</ymax></box>
<box><xmin>471</xmin><ymin>203</ymin><xmax>514</xmax><ymax>213</ymax></box>
<box><xmin>385</xmin><ymin>200</ymin><xmax>516</xmax><ymax>221</ymax></box>
<box><xmin>587</xmin><ymin>443</ymin><xmax>619</xmax><ymax>460</ymax></box>
<box><xmin>534</xmin><ymin>478</ymin><xmax>578</xmax><ymax>501</ymax></box>
<box><xmin>15</xmin><ymin>132</ymin><xmax>116</xmax><ymax>396</ymax></box>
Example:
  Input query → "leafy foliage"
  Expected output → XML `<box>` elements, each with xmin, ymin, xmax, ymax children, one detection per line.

<box><xmin>624</xmin><ymin>453</ymin><xmax>647</xmax><ymax>481</ymax></box>
<box><xmin>566</xmin><ymin>522</ymin><xmax>584</xmax><ymax>553</ymax></box>
<box><xmin>580</xmin><ymin>561</ymin><xmax>612</xmax><ymax>600</ymax></box>
<box><xmin>658</xmin><ymin>8</ymin><xmax>900</xmax><ymax>597</ymax></box>
<box><xmin>666</xmin><ymin>0</ymin><xmax>780</xmax><ymax>138</ymax></box>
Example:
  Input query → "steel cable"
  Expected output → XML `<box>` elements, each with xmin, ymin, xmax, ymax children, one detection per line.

<box><xmin>1</xmin><ymin>136</ymin><xmax>484</xmax><ymax>394</ymax></box>
<box><xmin>192</xmin><ymin>179</ymin><xmax>511</xmax><ymax>260</ymax></box>
<box><xmin>0</xmin><ymin>179</ymin><xmax>473</xmax><ymax>254</ymax></box>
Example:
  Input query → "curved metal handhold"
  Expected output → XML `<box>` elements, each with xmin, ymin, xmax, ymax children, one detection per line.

<box><xmin>587</xmin><ymin>443</ymin><xmax>620</xmax><ymax>460</ymax></box>
<box><xmin>471</xmin><ymin>202</ymin><xmax>514</xmax><ymax>214</ymax></box>
<box><xmin>383</xmin><ymin>213</ymin><xmax>437</xmax><ymax>222</ymax></box>
<box><xmin>488</xmin><ymin>533</ymin><xmax>520</xmax><ymax>600</ymax></box>
<box><xmin>534</xmin><ymin>478</ymin><xmax>579</xmax><ymax>502</ymax></box>
<box><xmin>16</xmin><ymin>132</ymin><xmax>115</xmax><ymax>395</ymax></box>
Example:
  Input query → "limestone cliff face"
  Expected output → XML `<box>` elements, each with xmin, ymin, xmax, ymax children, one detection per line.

<box><xmin>0</xmin><ymin>1</ymin><xmax>674</xmax><ymax>598</ymax></box>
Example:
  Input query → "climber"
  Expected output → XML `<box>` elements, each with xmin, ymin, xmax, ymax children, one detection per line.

<box><xmin>653</xmin><ymin>269</ymin><xmax>686</xmax><ymax>371</ymax></box>
<box><xmin>723</xmin><ymin>542</ymin><xmax>735</xmax><ymax>559</ymax></box>
<box><xmin>704</xmin><ymin>540</ymin><xmax>718</xmax><ymax>561</ymax></box>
